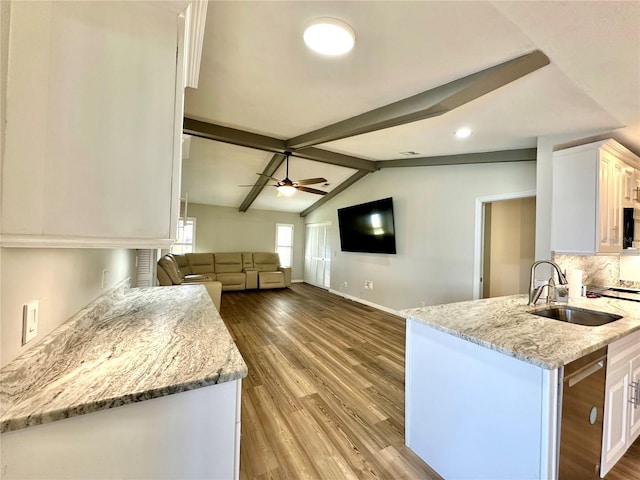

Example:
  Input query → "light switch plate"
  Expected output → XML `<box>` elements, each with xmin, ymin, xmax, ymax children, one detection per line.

<box><xmin>22</xmin><ymin>300</ymin><xmax>39</xmax><ymax>345</ymax></box>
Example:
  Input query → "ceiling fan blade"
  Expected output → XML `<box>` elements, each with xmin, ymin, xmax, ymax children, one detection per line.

<box><xmin>238</xmin><ymin>184</ymin><xmax>277</xmax><ymax>187</ymax></box>
<box><xmin>296</xmin><ymin>186</ymin><xmax>327</xmax><ymax>195</ymax></box>
<box><xmin>294</xmin><ymin>177</ymin><xmax>328</xmax><ymax>186</ymax></box>
<box><xmin>256</xmin><ymin>173</ymin><xmax>281</xmax><ymax>182</ymax></box>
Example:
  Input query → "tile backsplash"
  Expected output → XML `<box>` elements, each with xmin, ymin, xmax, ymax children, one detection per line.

<box><xmin>553</xmin><ymin>254</ymin><xmax>640</xmax><ymax>289</ymax></box>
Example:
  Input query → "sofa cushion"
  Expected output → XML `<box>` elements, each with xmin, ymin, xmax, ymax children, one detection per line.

<box><xmin>156</xmin><ymin>264</ymin><xmax>173</xmax><ymax>286</ymax></box>
<box><xmin>186</xmin><ymin>253</ymin><xmax>215</xmax><ymax>275</ymax></box>
<box><xmin>258</xmin><ymin>271</ymin><xmax>285</xmax><ymax>289</ymax></box>
<box><xmin>171</xmin><ymin>254</ymin><xmax>191</xmax><ymax>277</ymax></box>
<box><xmin>158</xmin><ymin>255</ymin><xmax>183</xmax><ymax>285</ymax></box>
<box><xmin>242</xmin><ymin>252</ymin><xmax>254</xmax><ymax>271</ymax></box>
<box><xmin>216</xmin><ymin>272</ymin><xmax>246</xmax><ymax>291</ymax></box>
<box><xmin>252</xmin><ymin>252</ymin><xmax>281</xmax><ymax>272</ymax></box>
<box><xmin>214</xmin><ymin>253</ymin><xmax>243</xmax><ymax>273</ymax></box>
<box><xmin>184</xmin><ymin>274</ymin><xmax>216</xmax><ymax>283</ymax></box>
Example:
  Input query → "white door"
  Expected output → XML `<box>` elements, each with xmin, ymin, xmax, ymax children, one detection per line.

<box><xmin>304</xmin><ymin>223</ymin><xmax>331</xmax><ymax>289</ymax></box>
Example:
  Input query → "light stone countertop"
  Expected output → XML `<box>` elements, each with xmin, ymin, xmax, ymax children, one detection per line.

<box><xmin>402</xmin><ymin>294</ymin><xmax>640</xmax><ymax>370</ymax></box>
<box><xmin>0</xmin><ymin>283</ymin><xmax>247</xmax><ymax>433</ymax></box>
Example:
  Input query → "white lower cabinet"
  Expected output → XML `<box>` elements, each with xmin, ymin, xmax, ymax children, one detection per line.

<box><xmin>1</xmin><ymin>381</ymin><xmax>242</xmax><ymax>480</ymax></box>
<box><xmin>629</xmin><ymin>354</ymin><xmax>640</xmax><ymax>440</ymax></box>
<box><xmin>601</xmin><ymin>330</ymin><xmax>640</xmax><ymax>477</ymax></box>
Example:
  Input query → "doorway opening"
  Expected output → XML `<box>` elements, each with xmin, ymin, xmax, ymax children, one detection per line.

<box><xmin>473</xmin><ymin>192</ymin><xmax>536</xmax><ymax>299</ymax></box>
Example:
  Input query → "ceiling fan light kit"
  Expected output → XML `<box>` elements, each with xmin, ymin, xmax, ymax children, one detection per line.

<box><xmin>303</xmin><ymin>18</ymin><xmax>355</xmax><ymax>56</ymax></box>
<box><xmin>277</xmin><ymin>185</ymin><xmax>297</xmax><ymax>196</ymax></box>
<box><xmin>239</xmin><ymin>151</ymin><xmax>328</xmax><ymax>197</ymax></box>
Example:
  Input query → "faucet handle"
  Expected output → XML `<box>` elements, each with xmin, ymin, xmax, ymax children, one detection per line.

<box><xmin>547</xmin><ymin>277</ymin><xmax>556</xmax><ymax>303</ymax></box>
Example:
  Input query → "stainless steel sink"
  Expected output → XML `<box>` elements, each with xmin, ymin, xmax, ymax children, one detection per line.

<box><xmin>530</xmin><ymin>305</ymin><xmax>623</xmax><ymax>326</ymax></box>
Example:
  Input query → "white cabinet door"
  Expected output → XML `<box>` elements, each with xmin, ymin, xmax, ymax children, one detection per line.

<box><xmin>628</xmin><ymin>353</ymin><xmax>640</xmax><ymax>444</ymax></box>
<box><xmin>622</xmin><ymin>166</ymin><xmax>636</xmax><ymax>208</ymax></box>
<box><xmin>598</xmin><ymin>153</ymin><xmax>614</xmax><ymax>251</ymax></box>
<box><xmin>598</xmin><ymin>153</ymin><xmax>624</xmax><ymax>252</ymax></box>
<box><xmin>1</xmin><ymin>1</ymin><xmax>189</xmax><ymax>248</ymax></box>
<box><xmin>601</xmin><ymin>365</ymin><xmax>630</xmax><ymax>476</ymax></box>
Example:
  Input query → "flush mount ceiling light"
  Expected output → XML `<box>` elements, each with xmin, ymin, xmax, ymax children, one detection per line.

<box><xmin>303</xmin><ymin>18</ymin><xmax>355</xmax><ymax>56</ymax></box>
<box><xmin>455</xmin><ymin>127</ymin><xmax>472</xmax><ymax>139</ymax></box>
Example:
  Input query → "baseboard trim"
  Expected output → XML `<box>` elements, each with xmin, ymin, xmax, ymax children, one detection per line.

<box><xmin>291</xmin><ymin>279</ymin><xmax>304</xmax><ymax>283</ymax></box>
<box><xmin>328</xmin><ymin>289</ymin><xmax>402</xmax><ymax>317</ymax></box>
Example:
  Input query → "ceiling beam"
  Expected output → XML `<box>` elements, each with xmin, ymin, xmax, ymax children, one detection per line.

<box><xmin>300</xmin><ymin>170</ymin><xmax>371</xmax><ymax>217</ymax></box>
<box><xmin>376</xmin><ymin>148</ymin><xmax>537</xmax><ymax>168</ymax></box>
<box><xmin>286</xmin><ymin>50</ymin><xmax>550</xmax><ymax>150</ymax></box>
<box><xmin>183</xmin><ymin>117</ymin><xmax>286</xmax><ymax>153</ymax></box>
<box><xmin>183</xmin><ymin>117</ymin><xmax>377</xmax><ymax>171</ymax></box>
<box><xmin>293</xmin><ymin>147</ymin><xmax>377</xmax><ymax>172</ymax></box>
<box><xmin>238</xmin><ymin>153</ymin><xmax>285</xmax><ymax>213</ymax></box>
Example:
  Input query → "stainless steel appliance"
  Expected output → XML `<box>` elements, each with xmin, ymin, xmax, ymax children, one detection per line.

<box><xmin>623</xmin><ymin>207</ymin><xmax>640</xmax><ymax>249</ymax></box>
<box><xmin>558</xmin><ymin>347</ymin><xmax>607</xmax><ymax>479</ymax></box>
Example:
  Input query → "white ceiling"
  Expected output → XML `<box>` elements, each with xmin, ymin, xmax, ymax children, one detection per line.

<box><xmin>183</xmin><ymin>0</ymin><xmax>640</xmax><ymax>213</ymax></box>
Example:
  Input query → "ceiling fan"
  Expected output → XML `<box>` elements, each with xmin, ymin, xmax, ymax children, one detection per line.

<box><xmin>240</xmin><ymin>151</ymin><xmax>328</xmax><ymax>196</ymax></box>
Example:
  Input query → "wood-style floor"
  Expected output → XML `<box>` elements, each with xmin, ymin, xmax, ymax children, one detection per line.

<box><xmin>607</xmin><ymin>436</ymin><xmax>640</xmax><ymax>480</ymax></box>
<box><xmin>220</xmin><ymin>283</ymin><xmax>640</xmax><ymax>480</ymax></box>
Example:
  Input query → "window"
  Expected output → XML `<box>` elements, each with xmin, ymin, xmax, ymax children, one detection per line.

<box><xmin>276</xmin><ymin>223</ymin><xmax>294</xmax><ymax>268</ymax></box>
<box><xmin>171</xmin><ymin>217</ymin><xmax>196</xmax><ymax>254</ymax></box>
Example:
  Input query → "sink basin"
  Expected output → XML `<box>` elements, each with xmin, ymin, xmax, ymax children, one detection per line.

<box><xmin>530</xmin><ymin>305</ymin><xmax>623</xmax><ymax>326</ymax></box>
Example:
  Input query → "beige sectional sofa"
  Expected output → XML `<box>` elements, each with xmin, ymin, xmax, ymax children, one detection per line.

<box><xmin>157</xmin><ymin>252</ymin><xmax>291</xmax><ymax>293</ymax></box>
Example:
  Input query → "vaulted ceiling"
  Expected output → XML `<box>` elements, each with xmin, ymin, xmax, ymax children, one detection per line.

<box><xmin>182</xmin><ymin>0</ymin><xmax>640</xmax><ymax>215</ymax></box>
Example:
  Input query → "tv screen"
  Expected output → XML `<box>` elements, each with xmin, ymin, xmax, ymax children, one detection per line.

<box><xmin>337</xmin><ymin>197</ymin><xmax>397</xmax><ymax>254</ymax></box>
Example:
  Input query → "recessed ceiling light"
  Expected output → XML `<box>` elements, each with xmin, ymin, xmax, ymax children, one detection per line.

<box><xmin>400</xmin><ymin>151</ymin><xmax>421</xmax><ymax>156</ymax></box>
<box><xmin>455</xmin><ymin>127</ymin><xmax>472</xmax><ymax>139</ymax></box>
<box><xmin>303</xmin><ymin>18</ymin><xmax>355</xmax><ymax>56</ymax></box>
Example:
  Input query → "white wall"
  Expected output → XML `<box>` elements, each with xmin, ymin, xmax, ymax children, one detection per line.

<box><xmin>1</xmin><ymin>248</ymin><xmax>136</xmax><ymax>367</ymax></box>
<box><xmin>186</xmin><ymin>203</ymin><xmax>306</xmax><ymax>281</ymax></box>
<box><xmin>305</xmin><ymin>161</ymin><xmax>537</xmax><ymax>310</ymax></box>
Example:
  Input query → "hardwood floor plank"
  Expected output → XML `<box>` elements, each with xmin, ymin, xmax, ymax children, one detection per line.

<box><xmin>223</xmin><ymin>284</ymin><xmax>640</xmax><ymax>479</ymax></box>
<box><xmin>605</xmin><ymin>436</ymin><xmax>640</xmax><ymax>480</ymax></box>
<box><xmin>247</xmin><ymin>385</ymin><xmax>322</xmax><ymax>480</ymax></box>
<box><xmin>221</xmin><ymin>284</ymin><xmax>442</xmax><ymax>480</ymax></box>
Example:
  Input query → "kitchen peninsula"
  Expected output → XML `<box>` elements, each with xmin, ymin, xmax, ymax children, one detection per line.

<box><xmin>403</xmin><ymin>294</ymin><xmax>640</xmax><ymax>479</ymax></box>
<box><xmin>0</xmin><ymin>282</ymin><xmax>247</xmax><ymax>479</ymax></box>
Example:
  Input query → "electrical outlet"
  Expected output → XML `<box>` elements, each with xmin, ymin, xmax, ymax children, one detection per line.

<box><xmin>364</xmin><ymin>280</ymin><xmax>373</xmax><ymax>290</ymax></box>
<box><xmin>101</xmin><ymin>269</ymin><xmax>109</xmax><ymax>289</ymax></box>
<box><xmin>22</xmin><ymin>300</ymin><xmax>39</xmax><ymax>345</ymax></box>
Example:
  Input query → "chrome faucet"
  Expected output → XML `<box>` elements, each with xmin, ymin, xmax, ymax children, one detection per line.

<box><xmin>528</xmin><ymin>260</ymin><xmax>568</xmax><ymax>306</ymax></box>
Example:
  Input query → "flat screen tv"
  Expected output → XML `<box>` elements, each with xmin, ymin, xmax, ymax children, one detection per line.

<box><xmin>337</xmin><ymin>197</ymin><xmax>397</xmax><ymax>254</ymax></box>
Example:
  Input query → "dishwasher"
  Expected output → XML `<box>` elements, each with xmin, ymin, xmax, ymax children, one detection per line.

<box><xmin>558</xmin><ymin>347</ymin><xmax>607</xmax><ymax>479</ymax></box>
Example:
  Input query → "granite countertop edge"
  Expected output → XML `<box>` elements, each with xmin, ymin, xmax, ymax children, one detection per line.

<box><xmin>0</xmin><ymin>282</ymin><xmax>247</xmax><ymax>434</ymax></box>
<box><xmin>402</xmin><ymin>294</ymin><xmax>640</xmax><ymax>370</ymax></box>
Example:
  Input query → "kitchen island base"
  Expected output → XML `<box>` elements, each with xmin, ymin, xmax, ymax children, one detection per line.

<box><xmin>406</xmin><ymin>319</ymin><xmax>558</xmax><ymax>479</ymax></box>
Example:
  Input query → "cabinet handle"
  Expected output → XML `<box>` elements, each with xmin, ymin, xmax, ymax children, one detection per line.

<box><xmin>631</xmin><ymin>381</ymin><xmax>640</xmax><ymax>408</ymax></box>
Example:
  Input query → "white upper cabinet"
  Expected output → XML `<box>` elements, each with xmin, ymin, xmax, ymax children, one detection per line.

<box><xmin>1</xmin><ymin>1</ymin><xmax>205</xmax><ymax>248</ymax></box>
<box><xmin>552</xmin><ymin>139</ymin><xmax>640</xmax><ymax>255</ymax></box>
<box><xmin>634</xmin><ymin>170</ymin><xmax>640</xmax><ymax>209</ymax></box>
